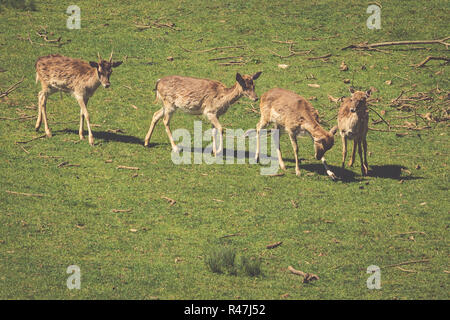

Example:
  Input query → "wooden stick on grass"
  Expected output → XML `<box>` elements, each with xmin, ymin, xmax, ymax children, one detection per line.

<box><xmin>414</xmin><ymin>56</ymin><xmax>450</xmax><ymax>68</ymax></box>
<box><xmin>111</xmin><ymin>209</ymin><xmax>133</xmax><ymax>213</ymax></box>
<box><xmin>116</xmin><ymin>165</ymin><xmax>140</xmax><ymax>170</ymax></box>
<box><xmin>6</xmin><ymin>190</ymin><xmax>45</xmax><ymax>197</ymax></box>
<box><xmin>266</xmin><ymin>241</ymin><xmax>283</xmax><ymax>249</ymax></box>
<box><xmin>381</xmin><ymin>259</ymin><xmax>430</xmax><ymax>269</ymax></box>
<box><xmin>287</xmin><ymin>266</ymin><xmax>319</xmax><ymax>283</ymax></box>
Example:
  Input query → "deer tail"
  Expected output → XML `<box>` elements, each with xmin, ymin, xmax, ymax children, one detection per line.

<box><xmin>153</xmin><ymin>79</ymin><xmax>161</xmax><ymax>104</ymax></box>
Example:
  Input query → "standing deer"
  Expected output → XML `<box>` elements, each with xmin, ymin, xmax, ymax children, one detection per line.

<box><xmin>35</xmin><ymin>52</ymin><xmax>122</xmax><ymax>146</ymax></box>
<box><xmin>144</xmin><ymin>72</ymin><xmax>262</xmax><ymax>155</ymax></box>
<box><xmin>249</xmin><ymin>88</ymin><xmax>338</xmax><ymax>179</ymax></box>
<box><xmin>337</xmin><ymin>87</ymin><xmax>371</xmax><ymax>176</ymax></box>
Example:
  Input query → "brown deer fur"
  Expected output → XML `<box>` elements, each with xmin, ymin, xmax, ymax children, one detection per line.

<box><xmin>337</xmin><ymin>87</ymin><xmax>371</xmax><ymax>176</ymax></box>
<box><xmin>254</xmin><ymin>88</ymin><xmax>338</xmax><ymax>179</ymax></box>
<box><xmin>144</xmin><ymin>72</ymin><xmax>262</xmax><ymax>155</ymax></box>
<box><xmin>34</xmin><ymin>52</ymin><xmax>122</xmax><ymax>145</ymax></box>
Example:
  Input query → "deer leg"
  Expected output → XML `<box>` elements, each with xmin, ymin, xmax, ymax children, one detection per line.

<box><xmin>40</xmin><ymin>91</ymin><xmax>52</xmax><ymax>138</ymax></box>
<box><xmin>35</xmin><ymin>91</ymin><xmax>44</xmax><ymax>131</ymax></box>
<box><xmin>362</xmin><ymin>137</ymin><xmax>369</xmax><ymax>176</ymax></box>
<box><xmin>288</xmin><ymin>131</ymin><xmax>300</xmax><ymax>176</ymax></box>
<box><xmin>144</xmin><ymin>107</ymin><xmax>164</xmax><ymax>147</ymax></box>
<box><xmin>357</xmin><ymin>140</ymin><xmax>365</xmax><ymax>176</ymax></box>
<box><xmin>348</xmin><ymin>139</ymin><xmax>357</xmax><ymax>167</ymax></box>
<box><xmin>341</xmin><ymin>136</ymin><xmax>347</xmax><ymax>175</ymax></box>
<box><xmin>162</xmin><ymin>111</ymin><xmax>179</xmax><ymax>153</ymax></box>
<box><xmin>79</xmin><ymin>97</ymin><xmax>89</xmax><ymax>140</ymax></box>
<box><xmin>255</xmin><ymin>118</ymin><xmax>269</xmax><ymax>163</ymax></box>
<box><xmin>273</xmin><ymin>124</ymin><xmax>285</xmax><ymax>170</ymax></box>
<box><xmin>211</xmin><ymin>125</ymin><xmax>217</xmax><ymax>156</ymax></box>
<box><xmin>76</xmin><ymin>96</ymin><xmax>94</xmax><ymax>146</ymax></box>
<box><xmin>79</xmin><ymin>109</ymin><xmax>85</xmax><ymax>140</ymax></box>
<box><xmin>207</xmin><ymin>113</ymin><xmax>223</xmax><ymax>157</ymax></box>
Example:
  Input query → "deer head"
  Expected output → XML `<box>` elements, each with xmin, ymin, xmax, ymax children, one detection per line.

<box><xmin>348</xmin><ymin>87</ymin><xmax>371</xmax><ymax>113</ymax></box>
<box><xmin>89</xmin><ymin>51</ymin><xmax>123</xmax><ymax>88</ymax></box>
<box><xmin>236</xmin><ymin>71</ymin><xmax>262</xmax><ymax>102</ymax></box>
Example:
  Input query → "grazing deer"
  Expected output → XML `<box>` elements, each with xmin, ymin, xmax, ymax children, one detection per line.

<box><xmin>337</xmin><ymin>87</ymin><xmax>371</xmax><ymax>176</ymax></box>
<box><xmin>250</xmin><ymin>88</ymin><xmax>338</xmax><ymax>179</ymax></box>
<box><xmin>35</xmin><ymin>52</ymin><xmax>123</xmax><ymax>145</ymax></box>
<box><xmin>144</xmin><ymin>72</ymin><xmax>262</xmax><ymax>155</ymax></box>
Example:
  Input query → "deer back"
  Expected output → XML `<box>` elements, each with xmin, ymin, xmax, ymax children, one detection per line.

<box><xmin>35</xmin><ymin>54</ymin><xmax>98</xmax><ymax>95</ymax></box>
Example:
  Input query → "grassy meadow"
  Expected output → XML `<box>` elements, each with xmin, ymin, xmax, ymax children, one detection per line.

<box><xmin>0</xmin><ymin>0</ymin><xmax>449</xmax><ymax>299</ymax></box>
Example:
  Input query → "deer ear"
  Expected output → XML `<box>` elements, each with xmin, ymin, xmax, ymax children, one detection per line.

<box><xmin>236</xmin><ymin>73</ymin><xmax>246</xmax><ymax>88</ymax></box>
<box><xmin>112</xmin><ymin>61</ymin><xmax>123</xmax><ymax>68</ymax></box>
<box><xmin>252</xmin><ymin>71</ymin><xmax>262</xmax><ymax>80</ymax></box>
<box><xmin>349</xmin><ymin>87</ymin><xmax>355</xmax><ymax>94</ymax></box>
<box><xmin>365</xmin><ymin>88</ymin><xmax>372</xmax><ymax>97</ymax></box>
<box><xmin>89</xmin><ymin>61</ymin><xmax>99</xmax><ymax>68</ymax></box>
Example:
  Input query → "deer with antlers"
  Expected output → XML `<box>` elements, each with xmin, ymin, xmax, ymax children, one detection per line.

<box><xmin>337</xmin><ymin>87</ymin><xmax>371</xmax><ymax>176</ymax></box>
<box><xmin>144</xmin><ymin>72</ymin><xmax>262</xmax><ymax>155</ymax></box>
<box><xmin>34</xmin><ymin>52</ymin><xmax>122</xmax><ymax>145</ymax></box>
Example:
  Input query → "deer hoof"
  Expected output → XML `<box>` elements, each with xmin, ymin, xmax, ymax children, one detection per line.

<box><xmin>172</xmin><ymin>145</ymin><xmax>180</xmax><ymax>153</ymax></box>
<box><xmin>45</xmin><ymin>130</ymin><xmax>52</xmax><ymax>138</ymax></box>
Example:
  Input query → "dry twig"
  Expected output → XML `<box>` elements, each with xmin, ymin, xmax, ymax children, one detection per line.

<box><xmin>342</xmin><ymin>36</ymin><xmax>450</xmax><ymax>50</ymax></box>
<box><xmin>6</xmin><ymin>190</ymin><xmax>45</xmax><ymax>197</ymax></box>
<box><xmin>0</xmin><ymin>77</ymin><xmax>24</xmax><ymax>98</ymax></box>
<box><xmin>287</xmin><ymin>266</ymin><xmax>319</xmax><ymax>283</ymax></box>
<box><xmin>414</xmin><ymin>56</ymin><xmax>450</xmax><ymax>68</ymax></box>
<box><xmin>266</xmin><ymin>241</ymin><xmax>283</xmax><ymax>249</ymax></box>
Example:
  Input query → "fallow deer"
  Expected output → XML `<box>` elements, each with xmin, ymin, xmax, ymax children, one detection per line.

<box><xmin>35</xmin><ymin>52</ymin><xmax>123</xmax><ymax>145</ymax></box>
<box><xmin>144</xmin><ymin>72</ymin><xmax>262</xmax><ymax>155</ymax></box>
<box><xmin>337</xmin><ymin>87</ymin><xmax>371</xmax><ymax>176</ymax></box>
<box><xmin>249</xmin><ymin>88</ymin><xmax>338</xmax><ymax>179</ymax></box>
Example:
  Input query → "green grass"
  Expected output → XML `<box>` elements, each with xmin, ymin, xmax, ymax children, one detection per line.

<box><xmin>0</xmin><ymin>0</ymin><xmax>449</xmax><ymax>299</ymax></box>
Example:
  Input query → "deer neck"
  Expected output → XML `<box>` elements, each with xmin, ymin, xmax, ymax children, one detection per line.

<box><xmin>217</xmin><ymin>82</ymin><xmax>243</xmax><ymax>110</ymax></box>
<box><xmin>304</xmin><ymin>120</ymin><xmax>329</xmax><ymax>142</ymax></box>
<box><xmin>83</xmin><ymin>69</ymin><xmax>102</xmax><ymax>95</ymax></box>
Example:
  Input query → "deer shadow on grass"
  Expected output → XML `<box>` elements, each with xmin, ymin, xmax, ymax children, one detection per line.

<box><xmin>336</xmin><ymin>164</ymin><xmax>422</xmax><ymax>182</ymax></box>
<box><xmin>367</xmin><ymin>165</ymin><xmax>422</xmax><ymax>181</ymax></box>
<box><xmin>57</xmin><ymin>129</ymin><xmax>146</xmax><ymax>146</ymax></box>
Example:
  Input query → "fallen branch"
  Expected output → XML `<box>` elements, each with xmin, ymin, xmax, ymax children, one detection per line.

<box><xmin>0</xmin><ymin>115</ymin><xmax>34</xmax><ymax>121</ymax></box>
<box><xmin>220</xmin><ymin>233</ymin><xmax>245</xmax><ymax>239</ymax></box>
<box><xmin>208</xmin><ymin>56</ymin><xmax>244</xmax><ymax>61</ymax></box>
<box><xmin>266</xmin><ymin>241</ymin><xmax>283</xmax><ymax>249</ymax></box>
<box><xmin>57</xmin><ymin>161</ymin><xmax>80</xmax><ymax>168</ymax></box>
<box><xmin>269</xmin><ymin>40</ymin><xmax>312</xmax><ymax>59</ymax></box>
<box><xmin>0</xmin><ymin>77</ymin><xmax>24</xmax><ymax>98</ymax></box>
<box><xmin>394</xmin><ymin>231</ymin><xmax>426</xmax><ymax>237</ymax></box>
<box><xmin>116</xmin><ymin>165</ymin><xmax>140</xmax><ymax>170</ymax></box>
<box><xmin>396</xmin><ymin>266</ymin><xmax>417</xmax><ymax>273</ymax></box>
<box><xmin>6</xmin><ymin>190</ymin><xmax>45</xmax><ymax>197</ymax></box>
<box><xmin>15</xmin><ymin>134</ymin><xmax>47</xmax><ymax>144</ymax></box>
<box><xmin>368</xmin><ymin>106</ymin><xmax>391</xmax><ymax>130</ymax></box>
<box><xmin>287</xmin><ymin>266</ymin><xmax>319</xmax><ymax>283</ymax></box>
<box><xmin>161</xmin><ymin>196</ymin><xmax>176</xmax><ymax>206</ymax></box>
<box><xmin>179</xmin><ymin>45</ymin><xmax>245</xmax><ymax>53</ymax></box>
<box><xmin>381</xmin><ymin>259</ymin><xmax>430</xmax><ymax>269</ymax></box>
<box><xmin>306</xmin><ymin>53</ymin><xmax>332</xmax><ymax>60</ymax></box>
<box><xmin>111</xmin><ymin>208</ymin><xmax>133</xmax><ymax>213</ymax></box>
<box><xmin>414</xmin><ymin>56</ymin><xmax>450</xmax><ymax>68</ymax></box>
<box><xmin>342</xmin><ymin>36</ymin><xmax>450</xmax><ymax>50</ymax></box>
